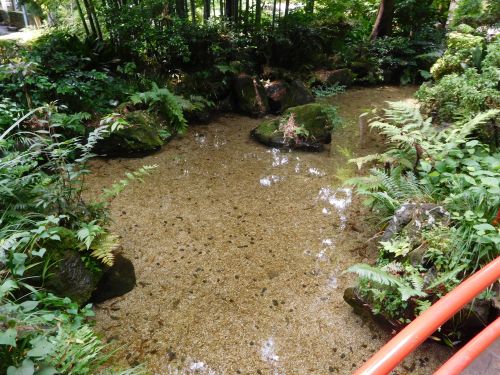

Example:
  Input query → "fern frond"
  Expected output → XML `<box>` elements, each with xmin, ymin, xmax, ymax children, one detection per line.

<box><xmin>347</xmin><ymin>263</ymin><xmax>428</xmax><ymax>301</ymax></box>
<box><xmin>408</xmin><ymin>272</ymin><xmax>424</xmax><ymax>293</ymax></box>
<box><xmin>90</xmin><ymin>233</ymin><xmax>119</xmax><ymax>266</ymax></box>
<box><xmin>347</xmin><ymin>263</ymin><xmax>403</xmax><ymax>287</ymax></box>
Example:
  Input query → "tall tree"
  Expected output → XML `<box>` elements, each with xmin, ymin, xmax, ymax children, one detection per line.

<box><xmin>305</xmin><ymin>0</ymin><xmax>314</xmax><ymax>14</ymax></box>
<box><xmin>204</xmin><ymin>0</ymin><xmax>211</xmax><ymax>20</ymax></box>
<box><xmin>446</xmin><ymin>0</ymin><xmax>460</xmax><ymax>29</ymax></box>
<box><xmin>225</xmin><ymin>0</ymin><xmax>238</xmax><ymax>21</ymax></box>
<box><xmin>176</xmin><ymin>0</ymin><xmax>186</xmax><ymax>17</ymax></box>
<box><xmin>190</xmin><ymin>0</ymin><xmax>196</xmax><ymax>23</ymax></box>
<box><xmin>255</xmin><ymin>0</ymin><xmax>261</xmax><ymax>25</ymax></box>
<box><xmin>370</xmin><ymin>0</ymin><xmax>395</xmax><ymax>40</ymax></box>
<box><xmin>75</xmin><ymin>0</ymin><xmax>90</xmax><ymax>36</ymax></box>
<box><xmin>272</xmin><ymin>0</ymin><xmax>277</xmax><ymax>28</ymax></box>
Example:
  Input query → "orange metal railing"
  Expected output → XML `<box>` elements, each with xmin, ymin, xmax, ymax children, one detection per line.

<box><xmin>353</xmin><ymin>256</ymin><xmax>500</xmax><ymax>375</ymax></box>
<box><xmin>434</xmin><ymin>316</ymin><xmax>500</xmax><ymax>374</ymax></box>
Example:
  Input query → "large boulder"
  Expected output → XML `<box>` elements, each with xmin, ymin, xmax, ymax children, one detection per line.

<box><xmin>251</xmin><ymin>103</ymin><xmax>340</xmax><ymax>151</ymax></box>
<box><xmin>91</xmin><ymin>253</ymin><xmax>136</xmax><ymax>303</ymax></box>
<box><xmin>233</xmin><ymin>73</ymin><xmax>269</xmax><ymax>117</ymax></box>
<box><xmin>95</xmin><ymin>110</ymin><xmax>164</xmax><ymax>156</ymax></box>
<box><xmin>41</xmin><ymin>228</ymin><xmax>102</xmax><ymax>305</ymax></box>
<box><xmin>265</xmin><ymin>80</ymin><xmax>314</xmax><ymax>114</ymax></box>
<box><xmin>312</xmin><ymin>68</ymin><xmax>353</xmax><ymax>87</ymax></box>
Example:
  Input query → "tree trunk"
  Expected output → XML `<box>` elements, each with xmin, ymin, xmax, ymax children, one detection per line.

<box><xmin>305</xmin><ymin>0</ymin><xmax>314</xmax><ymax>14</ymax></box>
<box><xmin>245</xmin><ymin>0</ymin><xmax>249</xmax><ymax>25</ymax></box>
<box><xmin>75</xmin><ymin>0</ymin><xmax>91</xmax><ymax>36</ymax></box>
<box><xmin>190</xmin><ymin>0</ymin><xmax>196</xmax><ymax>23</ymax></box>
<box><xmin>255</xmin><ymin>0</ymin><xmax>261</xmax><ymax>26</ymax></box>
<box><xmin>272</xmin><ymin>0</ymin><xmax>277</xmax><ymax>28</ymax></box>
<box><xmin>446</xmin><ymin>0</ymin><xmax>460</xmax><ymax>29</ymax></box>
<box><xmin>370</xmin><ymin>0</ymin><xmax>395</xmax><ymax>40</ymax></box>
<box><xmin>176</xmin><ymin>0</ymin><xmax>186</xmax><ymax>17</ymax></box>
<box><xmin>82</xmin><ymin>0</ymin><xmax>98</xmax><ymax>38</ymax></box>
<box><xmin>225</xmin><ymin>0</ymin><xmax>237</xmax><ymax>21</ymax></box>
<box><xmin>88</xmin><ymin>0</ymin><xmax>103</xmax><ymax>41</ymax></box>
<box><xmin>284</xmin><ymin>0</ymin><xmax>289</xmax><ymax>17</ymax></box>
<box><xmin>204</xmin><ymin>0</ymin><xmax>211</xmax><ymax>20</ymax></box>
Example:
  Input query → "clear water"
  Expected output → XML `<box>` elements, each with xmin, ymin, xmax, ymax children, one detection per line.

<box><xmin>86</xmin><ymin>86</ymin><xmax>450</xmax><ymax>374</ymax></box>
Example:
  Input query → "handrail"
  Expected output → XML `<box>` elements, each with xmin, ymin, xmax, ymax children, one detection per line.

<box><xmin>434</xmin><ymin>316</ymin><xmax>500</xmax><ymax>375</ymax></box>
<box><xmin>353</xmin><ymin>256</ymin><xmax>500</xmax><ymax>375</ymax></box>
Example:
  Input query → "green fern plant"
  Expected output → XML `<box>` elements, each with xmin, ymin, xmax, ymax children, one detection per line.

<box><xmin>346</xmin><ymin>167</ymin><xmax>432</xmax><ymax>215</ymax></box>
<box><xmin>346</xmin><ymin>263</ymin><xmax>427</xmax><ymax>301</ymax></box>
<box><xmin>349</xmin><ymin>102</ymin><xmax>498</xmax><ymax>172</ymax></box>
<box><xmin>89</xmin><ymin>233</ymin><xmax>120</xmax><ymax>267</ymax></box>
<box><xmin>130</xmin><ymin>83</ymin><xmax>187</xmax><ymax>134</ymax></box>
<box><xmin>100</xmin><ymin>165</ymin><xmax>157</xmax><ymax>203</ymax></box>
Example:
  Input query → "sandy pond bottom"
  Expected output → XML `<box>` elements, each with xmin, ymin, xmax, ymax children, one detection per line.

<box><xmin>86</xmin><ymin>86</ymin><xmax>452</xmax><ymax>374</ymax></box>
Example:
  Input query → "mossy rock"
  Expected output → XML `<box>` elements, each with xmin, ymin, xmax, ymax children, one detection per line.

<box><xmin>251</xmin><ymin>103</ymin><xmax>340</xmax><ymax>151</ymax></box>
<box><xmin>95</xmin><ymin>110</ymin><xmax>164</xmax><ymax>156</ymax></box>
<box><xmin>233</xmin><ymin>73</ymin><xmax>269</xmax><ymax>117</ymax></box>
<box><xmin>265</xmin><ymin>80</ymin><xmax>314</xmax><ymax>114</ymax></box>
<box><xmin>311</xmin><ymin>69</ymin><xmax>353</xmax><ymax>87</ymax></box>
<box><xmin>38</xmin><ymin>228</ymin><xmax>103</xmax><ymax>306</ymax></box>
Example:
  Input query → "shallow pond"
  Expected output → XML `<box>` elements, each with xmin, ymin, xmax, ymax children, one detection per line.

<box><xmin>86</xmin><ymin>86</ymin><xmax>451</xmax><ymax>374</ymax></box>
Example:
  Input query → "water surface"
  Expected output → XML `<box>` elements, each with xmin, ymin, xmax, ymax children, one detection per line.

<box><xmin>86</xmin><ymin>86</ymin><xmax>451</xmax><ymax>374</ymax></box>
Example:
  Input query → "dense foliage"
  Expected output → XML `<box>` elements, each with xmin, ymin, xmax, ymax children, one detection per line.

<box><xmin>346</xmin><ymin>21</ymin><xmax>499</xmax><ymax>343</ymax></box>
<box><xmin>1</xmin><ymin>0</ymin><xmax>499</xmax><ymax>370</ymax></box>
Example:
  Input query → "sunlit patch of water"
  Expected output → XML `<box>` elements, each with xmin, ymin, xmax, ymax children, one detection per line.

<box><xmin>307</xmin><ymin>167</ymin><xmax>326</xmax><ymax>177</ymax></box>
<box><xmin>213</xmin><ymin>130</ymin><xmax>227</xmax><ymax>149</ymax></box>
<box><xmin>259</xmin><ymin>175</ymin><xmax>283</xmax><ymax>187</ymax></box>
<box><xmin>260</xmin><ymin>337</ymin><xmax>285</xmax><ymax>374</ymax></box>
<box><xmin>194</xmin><ymin>133</ymin><xmax>207</xmax><ymax>146</ymax></box>
<box><xmin>327</xmin><ymin>273</ymin><xmax>339</xmax><ymax>289</ymax></box>
<box><xmin>321</xmin><ymin>238</ymin><xmax>334</xmax><ymax>246</ymax></box>
<box><xmin>317</xmin><ymin>187</ymin><xmax>352</xmax><ymax>229</ymax></box>
<box><xmin>268</xmin><ymin>148</ymin><xmax>289</xmax><ymax>167</ymax></box>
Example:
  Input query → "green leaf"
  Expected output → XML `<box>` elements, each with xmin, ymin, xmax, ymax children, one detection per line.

<box><xmin>0</xmin><ymin>279</ymin><xmax>17</xmax><ymax>298</ymax></box>
<box><xmin>473</xmin><ymin>223</ymin><xmax>496</xmax><ymax>232</ymax></box>
<box><xmin>0</xmin><ymin>328</ymin><xmax>17</xmax><ymax>346</ymax></box>
<box><xmin>20</xmin><ymin>300</ymin><xmax>38</xmax><ymax>312</ymax></box>
<box><xmin>31</xmin><ymin>248</ymin><xmax>46</xmax><ymax>258</ymax></box>
<box><xmin>481</xmin><ymin>176</ymin><xmax>499</xmax><ymax>187</ymax></box>
<box><xmin>27</xmin><ymin>336</ymin><xmax>55</xmax><ymax>358</ymax></box>
<box><xmin>7</xmin><ymin>359</ymin><xmax>35</xmax><ymax>375</ymax></box>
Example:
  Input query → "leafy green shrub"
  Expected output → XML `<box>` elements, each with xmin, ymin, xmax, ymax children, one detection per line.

<box><xmin>452</xmin><ymin>0</ymin><xmax>500</xmax><ymax>27</ymax></box>
<box><xmin>0</xmin><ymin>97</ymin><xmax>24</xmax><ymax>130</ymax></box>
<box><xmin>346</xmin><ymin>102</ymin><xmax>500</xmax><ymax>330</ymax></box>
<box><xmin>416</xmin><ymin>67</ymin><xmax>500</xmax><ymax>122</ymax></box>
<box><xmin>130</xmin><ymin>83</ymin><xmax>188</xmax><ymax>134</ymax></box>
<box><xmin>0</xmin><ymin>106</ymin><xmax>154</xmax><ymax>373</ymax></box>
<box><xmin>430</xmin><ymin>27</ymin><xmax>484</xmax><ymax>80</ymax></box>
